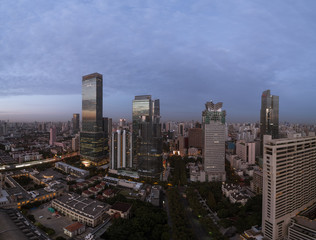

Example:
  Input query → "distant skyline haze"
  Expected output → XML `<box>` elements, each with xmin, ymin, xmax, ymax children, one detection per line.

<box><xmin>1</xmin><ymin>0</ymin><xmax>316</xmax><ymax>123</ymax></box>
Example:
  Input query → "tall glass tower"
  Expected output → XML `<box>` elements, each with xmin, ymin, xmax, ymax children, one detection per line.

<box><xmin>260</xmin><ymin>90</ymin><xmax>279</xmax><ymax>154</ymax></box>
<box><xmin>72</xmin><ymin>113</ymin><xmax>80</xmax><ymax>134</ymax></box>
<box><xmin>202</xmin><ymin>101</ymin><xmax>226</xmax><ymax>182</ymax></box>
<box><xmin>80</xmin><ymin>73</ymin><xmax>106</xmax><ymax>166</ymax></box>
<box><xmin>132</xmin><ymin>95</ymin><xmax>162</xmax><ymax>178</ymax></box>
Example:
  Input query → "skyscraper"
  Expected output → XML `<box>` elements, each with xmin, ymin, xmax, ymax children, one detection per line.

<box><xmin>236</xmin><ymin>140</ymin><xmax>256</xmax><ymax>164</ymax></box>
<box><xmin>119</xmin><ymin>118</ymin><xmax>127</xmax><ymax>128</ymax></box>
<box><xmin>202</xmin><ymin>101</ymin><xmax>226</xmax><ymax>182</ymax></box>
<box><xmin>132</xmin><ymin>95</ymin><xmax>162</xmax><ymax>178</ymax></box>
<box><xmin>72</xmin><ymin>134</ymin><xmax>80</xmax><ymax>152</ymax></box>
<box><xmin>103</xmin><ymin>117</ymin><xmax>112</xmax><ymax>139</ymax></box>
<box><xmin>111</xmin><ymin>129</ymin><xmax>132</xmax><ymax>170</ymax></box>
<box><xmin>80</xmin><ymin>73</ymin><xmax>106</xmax><ymax>166</ymax></box>
<box><xmin>178</xmin><ymin>123</ymin><xmax>185</xmax><ymax>136</ymax></box>
<box><xmin>103</xmin><ymin>117</ymin><xmax>112</xmax><ymax>154</ymax></box>
<box><xmin>188</xmin><ymin>128</ymin><xmax>203</xmax><ymax>150</ymax></box>
<box><xmin>262</xmin><ymin>135</ymin><xmax>316</xmax><ymax>240</ymax></box>
<box><xmin>49</xmin><ymin>126</ymin><xmax>56</xmax><ymax>146</ymax></box>
<box><xmin>72</xmin><ymin>113</ymin><xmax>80</xmax><ymax>133</ymax></box>
<box><xmin>260</xmin><ymin>90</ymin><xmax>279</xmax><ymax>153</ymax></box>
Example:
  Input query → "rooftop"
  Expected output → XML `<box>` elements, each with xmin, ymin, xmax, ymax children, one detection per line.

<box><xmin>82</xmin><ymin>72</ymin><xmax>103</xmax><ymax>80</ymax></box>
<box><xmin>56</xmin><ymin>162</ymin><xmax>89</xmax><ymax>174</ymax></box>
<box><xmin>64</xmin><ymin>222</ymin><xmax>85</xmax><ymax>232</ymax></box>
<box><xmin>291</xmin><ymin>202</ymin><xmax>316</xmax><ymax>232</ymax></box>
<box><xmin>33</xmin><ymin>168</ymin><xmax>65</xmax><ymax>181</ymax></box>
<box><xmin>134</xmin><ymin>95</ymin><xmax>151</xmax><ymax>100</ymax></box>
<box><xmin>103</xmin><ymin>189</ymin><xmax>114</xmax><ymax>195</ymax></box>
<box><xmin>292</xmin><ymin>215</ymin><xmax>316</xmax><ymax>232</ymax></box>
<box><xmin>110</xmin><ymin>201</ymin><xmax>132</xmax><ymax>213</ymax></box>
<box><xmin>53</xmin><ymin>193</ymin><xmax>109</xmax><ymax>217</ymax></box>
<box><xmin>265</xmin><ymin>135</ymin><xmax>316</xmax><ymax>147</ymax></box>
<box><xmin>5</xmin><ymin>176</ymin><xmax>31</xmax><ymax>202</ymax></box>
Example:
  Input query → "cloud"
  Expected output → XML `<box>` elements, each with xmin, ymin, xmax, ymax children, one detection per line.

<box><xmin>1</xmin><ymin>0</ymin><xmax>316</xmax><ymax>122</ymax></box>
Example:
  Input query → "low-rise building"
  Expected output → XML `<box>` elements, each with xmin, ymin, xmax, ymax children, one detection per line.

<box><xmin>240</xmin><ymin>225</ymin><xmax>264</xmax><ymax>240</ymax></box>
<box><xmin>0</xmin><ymin>150</ymin><xmax>17</xmax><ymax>165</ymax></box>
<box><xmin>108</xmin><ymin>169</ymin><xmax>140</xmax><ymax>179</ymax></box>
<box><xmin>251</xmin><ymin>170</ymin><xmax>263</xmax><ymax>194</ymax></box>
<box><xmin>10</xmin><ymin>151</ymin><xmax>42</xmax><ymax>163</ymax></box>
<box><xmin>288</xmin><ymin>203</ymin><xmax>316</xmax><ymax>240</ymax></box>
<box><xmin>222</xmin><ymin>183</ymin><xmax>249</xmax><ymax>205</ymax></box>
<box><xmin>82</xmin><ymin>190</ymin><xmax>93</xmax><ymax>198</ymax></box>
<box><xmin>229</xmin><ymin>192</ymin><xmax>249</xmax><ymax>206</ymax></box>
<box><xmin>103</xmin><ymin>189</ymin><xmax>115</xmax><ymax>198</ymax></box>
<box><xmin>95</xmin><ymin>184</ymin><xmax>104</xmax><ymax>191</ymax></box>
<box><xmin>288</xmin><ymin>216</ymin><xmax>316</xmax><ymax>240</ymax></box>
<box><xmin>106</xmin><ymin>201</ymin><xmax>132</xmax><ymax>219</ymax></box>
<box><xmin>222</xmin><ymin>183</ymin><xmax>240</xmax><ymax>198</ymax></box>
<box><xmin>189</xmin><ymin>162</ymin><xmax>206</xmax><ymax>182</ymax></box>
<box><xmin>64</xmin><ymin>222</ymin><xmax>86</xmax><ymax>237</ymax></box>
<box><xmin>1</xmin><ymin>173</ymin><xmax>63</xmax><ymax>209</ymax></box>
<box><xmin>30</xmin><ymin>168</ymin><xmax>65</xmax><ymax>185</ymax></box>
<box><xmin>103</xmin><ymin>176</ymin><xmax>143</xmax><ymax>190</ymax></box>
<box><xmin>88</xmin><ymin>187</ymin><xmax>99</xmax><ymax>195</ymax></box>
<box><xmin>148</xmin><ymin>185</ymin><xmax>161</xmax><ymax>206</ymax></box>
<box><xmin>55</xmin><ymin>162</ymin><xmax>89</xmax><ymax>178</ymax></box>
<box><xmin>52</xmin><ymin>193</ymin><xmax>110</xmax><ymax>227</ymax></box>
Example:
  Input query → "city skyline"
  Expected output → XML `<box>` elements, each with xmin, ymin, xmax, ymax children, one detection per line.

<box><xmin>2</xmin><ymin>1</ymin><xmax>316</xmax><ymax>123</ymax></box>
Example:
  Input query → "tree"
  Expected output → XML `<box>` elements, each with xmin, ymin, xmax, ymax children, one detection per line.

<box><xmin>27</xmin><ymin>214</ymin><xmax>35</xmax><ymax>222</ymax></box>
<box><xmin>56</xmin><ymin>237</ymin><xmax>67</xmax><ymax>240</ymax></box>
<box><xmin>207</xmin><ymin>192</ymin><xmax>216</xmax><ymax>210</ymax></box>
<box><xmin>101</xmin><ymin>199</ymin><xmax>169</xmax><ymax>240</ymax></box>
<box><xmin>0</xmin><ymin>144</ymin><xmax>5</xmax><ymax>150</ymax></box>
<box><xmin>67</xmin><ymin>180</ymin><xmax>76</xmax><ymax>185</ymax></box>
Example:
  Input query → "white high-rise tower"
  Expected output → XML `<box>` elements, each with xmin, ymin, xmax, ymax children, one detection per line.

<box><xmin>202</xmin><ymin>101</ymin><xmax>226</xmax><ymax>182</ymax></box>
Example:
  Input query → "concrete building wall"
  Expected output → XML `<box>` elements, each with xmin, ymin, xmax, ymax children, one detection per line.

<box><xmin>203</xmin><ymin>121</ymin><xmax>226</xmax><ymax>181</ymax></box>
<box><xmin>236</xmin><ymin>140</ymin><xmax>256</xmax><ymax>164</ymax></box>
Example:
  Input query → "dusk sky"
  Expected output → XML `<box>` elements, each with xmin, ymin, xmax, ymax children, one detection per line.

<box><xmin>1</xmin><ymin>0</ymin><xmax>316</xmax><ymax>123</ymax></box>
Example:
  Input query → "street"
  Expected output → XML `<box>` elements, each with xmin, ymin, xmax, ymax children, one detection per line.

<box><xmin>178</xmin><ymin>187</ymin><xmax>212</xmax><ymax>240</ymax></box>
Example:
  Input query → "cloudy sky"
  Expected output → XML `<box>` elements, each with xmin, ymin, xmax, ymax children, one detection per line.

<box><xmin>1</xmin><ymin>0</ymin><xmax>316</xmax><ymax>123</ymax></box>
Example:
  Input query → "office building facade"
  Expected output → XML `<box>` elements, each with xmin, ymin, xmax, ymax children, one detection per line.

<box><xmin>262</xmin><ymin>135</ymin><xmax>316</xmax><ymax>240</ymax></box>
<box><xmin>72</xmin><ymin>113</ymin><xmax>80</xmax><ymax>133</ymax></box>
<box><xmin>132</xmin><ymin>95</ymin><xmax>162</xmax><ymax>178</ymax></box>
<box><xmin>202</xmin><ymin>101</ymin><xmax>226</xmax><ymax>182</ymax></box>
<box><xmin>72</xmin><ymin>134</ymin><xmax>80</xmax><ymax>152</ymax></box>
<box><xmin>236</xmin><ymin>140</ymin><xmax>256</xmax><ymax>164</ymax></box>
<box><xmin>260</xmin><ymin>90</ymin><xmax>279</xmax><ymax>154</ymax></box>
<box><xmin>188</xmin><ymin>128</ymin><xmax>203</xmax><ymax>150</ymax></box>
<box><xmin>111</xmin><ymin>129</ymin><xmax>132</xmax><ymax>170</ymax></box>
<box><xmin>178</xmin><ymin>123</ymin><xmax>185</xmax><ymax>136</ymax></box>
<box><xmin>80</xmin><ymin>73</ymin><xmax>106</xmax><ymax>165</ymax></box>
<box><xmin>103</xmin><ymin>117</ymin><xmax>112</xmax><ymax>154</ymax></box>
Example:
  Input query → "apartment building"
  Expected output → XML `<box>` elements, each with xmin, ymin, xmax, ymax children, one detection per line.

<box><xmin>262</xmin><ymin>135</ymin><xmax>316</xmax><ymax>240</ymax></box>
